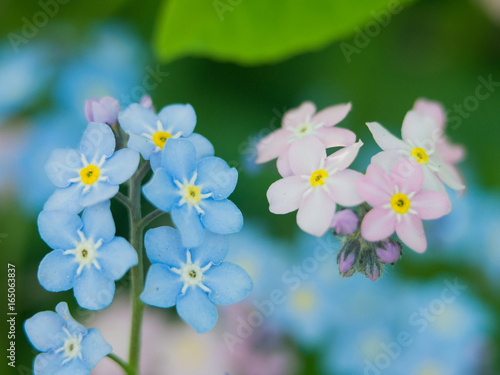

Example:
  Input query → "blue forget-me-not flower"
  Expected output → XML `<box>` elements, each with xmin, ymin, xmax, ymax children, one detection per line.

<box><xmin>118</xmin><ymin>103</ymin><xmax>214</xmax><ymax>171</ymax></box>
<box><xmin>44</xmin><ymin>122</ymin><xmax>139</xmax><ymax>214</ymax></box>
<box><xmin>140</xmin><ymin>226</ymin><xmax>252</xmax><ymax>333</ymax></box>
<box><xmin>37</xmin><ymin>200</ymin><xmax>138</xmax><ymax>310</ymax></box>
<box><xmin>24</xmin><ymin>302</ymin><xmax>112</xmax><ymax>375</ymax></box>
<box><xmin>143</xmin><ymin>139</ymin><xmax>243</xmax><ymax>247</ymax></box>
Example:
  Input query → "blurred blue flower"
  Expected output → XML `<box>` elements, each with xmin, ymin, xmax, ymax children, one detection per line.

<box><xmin>270</xmin><ymin>233</ymin><xmax>343</xmax><ymax>348</ymax></box>
<box><xmin>15</xmin><ymin>112</ymin><xmax>85</xmax><ymax>214</ymax></box>
<box><xmin>140</xmin><ymin>226</ymin><xmax>252</xmax><ymax>333</ymax></box>
<box><xmin>53</xmin><ymin>22</ymin><xmax>145</xmax><ymax>115</ymax></box>
<box><xmin>37</xmin><ymin>201</ymin><xmax>138</xmax><ymax>310</ymax></box>
<box><xmin>24</xmin><ymin>302</ymin><xmax>112</xmax><ymax>375</ymax></box>
<box><xmin>322</xmin><ymin>277</ymin><xmax>493</xmax><ymax>375</ymax></box>
<box><xmin>119</xmin><ymin>103</ymin><xmax>214</xmax><ymax>170</ymax></box>
<box><xmin>143</xmin><ymin>139</ymin><xmax>242</xmax><ymax>247</ymax></box>
<box><xmin>0</xmin><ymin>42</ymin><xmax>53</xmax><ymax>123</ymax></box>
<box><xmin>44</xmin><ymin>122</ymin><xmax>139</xmax><ymax>214</ymax></box>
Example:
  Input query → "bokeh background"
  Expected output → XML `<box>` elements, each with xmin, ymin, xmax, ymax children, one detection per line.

<box><xmin>1</xmin><ymin>0</ymin><xmax>499</xmax><ymax>374</ymax></box>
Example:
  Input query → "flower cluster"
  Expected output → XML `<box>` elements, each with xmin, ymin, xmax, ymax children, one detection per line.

<box><xmin>257</xmin><ymin>99</ymin><xmax>465</xmax><ymax>281</ymax></box>
<box><xmin>25</xmin><ymin>97</ymin><xmax>252</xmax><ymax>374</ymax></box>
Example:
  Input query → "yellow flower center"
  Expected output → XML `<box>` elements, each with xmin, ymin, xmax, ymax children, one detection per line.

<box><xmin>153</xmin><ymin>131</ymin><xmax>172</xmax><ymax>149</ymax></box>
<box><xmin>411</xmin><ymin>147</ymin><xmax>429</xmax><ymax>164</ymax></box>
<box><xmin>184</xmin><ymin>185</ymin><xmax>201</xmax><ymax>205</ymax></box>
<box><xmin>390</xmin><ymin>193</ymin><xmax>411</xmax><ymax>214</ymax></box>
<box><xmin>80</xmin><ymin>165</ymin><xmax>100</xmax><ymax>185</ymax></box>
<box><xmin>293</xmin><ymin>290</ymin><xmax>315</xmax><ymax>312</ymax></box>
<box><xmin>309</xmin><ymin>169</ymin><xmax>328</xmax><ymax>187</ymax></box>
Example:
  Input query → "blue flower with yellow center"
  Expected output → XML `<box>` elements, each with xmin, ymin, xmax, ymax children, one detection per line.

<box><xmin>118</xmin><ymin>103</ymin><xmax>214</xmax><ymax>171</ymax></box>
<box><xmin>24</xmin><ymin>302</ymin><xmax>111</xmax><ymax>375</ymax></box>
<box><xmin>143</xmin><ymin>138</ymin><xmax>243</xmax><ymax>247</ymax></box>
<box><xmin>140</xmin><ymin>226</ymin><xmax>252</xmax><ymax>333</ymax></box>
<box><xmin>37</xmin><ymin>200</ymin><xmax>138</xmax><ymax>310</ymax></box>
<box><xmin>44</xmin><ymin>122</ymin><xmax>139</xmax><ymax>214</ymax></box>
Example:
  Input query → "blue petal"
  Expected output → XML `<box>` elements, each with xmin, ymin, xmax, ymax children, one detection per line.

<box><xmin>38</xmin><ymin>210</ymin><xmax>82</xmax><ymax>250</ymax></box>
<box><xmin>55</xmin><ymin>302</ymin><xmax>87</xmax><ymax>336</ymax></box>
<box><xmin>24</xmin><ymin>311</ymin><xmax>65</xmax><ymax>352</ymax></box>
<box><xmin>44</xmin><ymin>184</ymin><xmax>84</xmax><ymax>214</ymax></box>
<box><xmin>144</xmin><ymin>226</ymin><xmax>186</xmax><ymax>267</ymax></box>
<box><xmin>98</xmin><ymin>237</ymin><xmax>138</xmax><ymax>280</ymax></box>
<box><xmin>81</xmin><ymin>200</ymin><xmax>115</xmax><ymax>243</ymax></box>
<box><xmin>196</xmin><ymin>157</ymin><xmax>238</xmax><ymax>200</ymax></box>
<box><xmin>73</xmin><ymin>267</ymin><xmax>115</xmax><ymax>310</ymax></box>
<box><xmin>140</xmin><ymin>264</ymin><xmax>183</xmax><ymax>308</ymax></box>
<box><xmin>79</xmin><ymin>181</ymin><xmax>119</xmax><ymax>207</ymax></box>
<box><xmin>127</xmin><ymin>132</ymin><xmax>156</xmax><ymax>160</ymax></box>
<box><xmin>201</xmin><ymin>199</ymin><xmax>243</xmax><ymax>234</ymax></box>
<box><xmin>184</xmin><ymin>133</ymin><xmax>215</xmax><ymax>160</ymax></box>
<box><xmin>160</xmin><ymin>139</ymin><xmax>197</xmax><ymax>182</ymax></box>
<box><xmin>190</xmin><ymin>231</ymin><xmax>228</xmax><ymax>267</ymax></box>
<box><xmin>79</xmin><ymin>122</ymin><xmax>115</xmax><ymax>163</ymax></box>
<box><xmin>102</xmin><ymin>148</ymin><xmax>139</xmax><ymax>185</ymax></box>
<box><xmin>149</xmin><ymin>150</ymin><xmax>162</xmax><ymax>171</ymax></box>
<box><xmin>58</xmin><ymin>358</ymin><xmax>90</xmax><ymax>375</ymax></box>
<box><xmin>33</xmin><ymin>352</ymin><xmax>66</xmax><ymax>375</ymax></box>
<box><xmin>118</xmin><ymin>103</ymin><xmax>157</xmax><ymax>135</ymax></box>
<box><xmin>176</xmin><ymin>286</ymin><xmax>218</xmax><ymax>333</ymax></box>
<box><xmin>81</xmin><ymin>328</ymin><xmax>112</xmax><ymax>369</ymax></box>
<box><xmin>142</xmin><ymin>168</ymin><xmax>179</xmax><ymax>212</ymax></box>
<box><xmin>38</xmin><ymin>250</ymin><xmax>77</xmax><ymax>292</ymax></box>
<box><xmin>171</xmin><ymin>205</ymin><xmax>204</xmax><ymax>248</ymax></box>
<box><xmin>44</xmin><ymin>148</ymin><xmax>82</xmax><ymax>188</ymax></box>
<box><xmin>204</xmin><ymin>262</ymin><xmax>253</xmax><ymax>305</ymax></box>
<box><xmin>157</xmin><ymin>103</ymin><xmax>196</xmax><ymax>136</ymax></box>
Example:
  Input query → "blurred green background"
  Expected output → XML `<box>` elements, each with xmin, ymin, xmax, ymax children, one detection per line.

<box><xmin>0</xmin><ymin>0</ymin><xmax>499</xmax><ymax>374</ymax></box>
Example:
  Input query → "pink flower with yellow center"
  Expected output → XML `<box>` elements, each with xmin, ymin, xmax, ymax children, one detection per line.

<box><xmin>413</xmin><ymin>98</ymin><xmax>466</xmax><ymax>189</ymax></box>
<box><xmin>256</xmin><ymin>101</ymin><xmax>356</xmax><ymax>177</ymax></box>
<box><xmin>266</xmin><ymin>136</ymin><xmax>364</xmax><ymax>237</ymax></box>
<box><xmin>357</xmin><ymin>159</ymin><xmax>451</xmax><ymax>253</ymax></box>
<box><xmin>366</xmin><ymin>108</ymin><xmax>465</xmax><ymax>194</ymax></box>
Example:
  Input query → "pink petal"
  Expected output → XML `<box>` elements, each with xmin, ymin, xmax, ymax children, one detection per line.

<box><xmin>327</xmin><ymin>169</ymin><xmax>364</xmax><ymax>206</ymax></box>
<box><xmin>267</xmin><ymin>176</ymin><xmax>308</xmax><ymax>214</ymax></box>
<box><xmin>389</xmin><ymin>159</ymin><xmax>423</xmax><ymax>194</ymax></box>
<box><xmin>277</xmin><ymin>151</ymin><xmax>293</xmax><ymax>177</ymax></box>
<box><xmin>411</xmin><ymin>191</ymin><xmax>451</xmax><ymax>219</ymax></box>
<box><xmin>371</xmin><ymin>150</ymin><xmax>406</xmax><ymax>172</ymax></box>
<box><xmin>316</xmin><ymin>127</ymin><xmax>356</xmax><ymax>148</ymax></box>
<box><xmin>421</xmin><ymin>167</ymin><xmax>446</xmax><ymax>194</ymax></box>
<box><xmin>437</xmin><ymin>162</ymin><xmax>465</xmax><ymax>191</ymax></box>
<box><xmin>311</xmin><ymin>102</ymin><xmax>351</xmax><ymax>128</ymax></box>
<box><xmin>413</xmin><ymin>99</ymin><xmax>446</xmax><ymax>129</ymax></box>
<box><xmin>361</xmin><ymin>207</ymin><xmax>396</xmax><ymax>241</ymax></box>
<box><xmin>256</xmin><ymin>129</ymin><xmax>290</xmax><ymax>163</ymax></box>
<box><xmin>297</xmin><ymin>189</ymin><xmax>335</xmax><ymax>236</ymax></box>
<box><xmin>395</xmin><ymin>214</ymin><xmax>427</xmax><ymax>253</ymax></box>
<box><xmin>283</xmin><ymin>102</ymin><xmax>316</xmax><ymax>129</ymax></box>
<box><xmin>325</xmin><ymin>140</ymin><xmax>363</xmax><ymax>171</ymax></box>
<box><xmin>356</xmin><ymin>163</ymin><xmax>393</xmax><ymax>206</ymax></box>
<box><xmin>288</xmin><ymin>136</ymin><xmax>326</xmax><ymax>176</ymax></box>
<box><xmin>401</xmin><ymin>110</ymin><xmax>441</xmax><ymax>144</ymax></box>
<box><xmin>366</xmin><ymin>122</ymin><xmax>408</xmax><ymax>151</ymax></box>
<box><xmin>437</xmin><ymin>140</ymin><xmax>465</xmax><ymax>164</ymax></box>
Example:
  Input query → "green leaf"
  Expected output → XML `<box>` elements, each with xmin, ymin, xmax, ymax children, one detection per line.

<box><xmin>154</xmin><ymin>0</ymin><xmax>417</xmax><ymax>66</ymax></box>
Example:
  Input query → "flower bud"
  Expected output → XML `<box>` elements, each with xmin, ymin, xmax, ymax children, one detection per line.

<box><xmin>330</xmin><ymin>209</ymin><xmax>359</xmax><ymax>235</ymax></box>
<box><xmin>85</xmin><ymin>96</ymin><xmax>120</xmax><ymax>126</ymax></box>
<box><xmin>337</xmin><ymin>238</ymin><xmax>360</xmax><ymax>278</ymax></box>
<box><xmin>140</xmin><ymin>95</ymin><xmax>154</xmax><ymax>110</ymax></box>
<box><xmin>375</xmin><ymin>239</ymin><xmax>402</xmax><ymax>264</ymax></box>
<box><xmin>362</xmin><ymin>251</ymin><xmax>383</xmax><ymax>282</ymax></box>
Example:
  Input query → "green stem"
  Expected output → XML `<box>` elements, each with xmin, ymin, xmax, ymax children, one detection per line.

<box><xmin>108</xmin><ymin>353</ymin><xmax>134</xmax><ymax>375</ymax></box>
<box><xmin>127</xmin><ymin>161</ymin><xmax>150</xmax><ymax>374</ymax></box>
